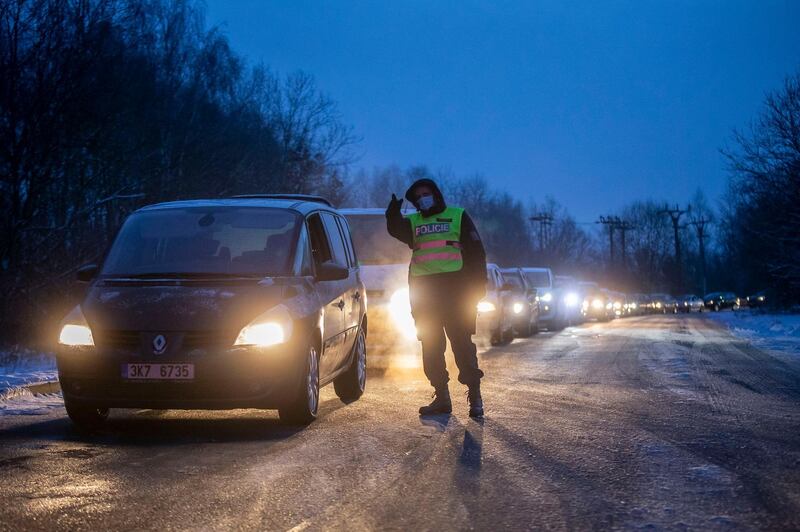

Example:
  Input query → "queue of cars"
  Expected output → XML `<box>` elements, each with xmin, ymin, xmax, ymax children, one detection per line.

<box><xmin>56</xmin><ymin>196</ymin><xmax>762</xmax><ymax>429</ymax></box>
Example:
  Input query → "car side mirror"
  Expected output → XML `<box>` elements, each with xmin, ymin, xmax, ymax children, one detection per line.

<box><xmin>76</xmin><ymin>264</ymin><xmax>99</xmax><ymax>282</ymax></box>
<box><xmin>316</xmin><ymin>261</ymin><xmax>348</xmax><ymax>281</ymax></box>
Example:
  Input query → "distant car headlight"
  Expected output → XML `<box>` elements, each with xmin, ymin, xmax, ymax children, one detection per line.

<box><xmin>613</xmin><ymin>301</ymin><xmax>622</xmax><ymax>310</ymax></box>
<box><xmin>477</xmin><ymin>301</ymin><xmax>496</xmax><ymax>313</ymax></box>
<box><xmin>540</xmin><ymin>292</ymin><xmax>553</xmax><ymax>303</ymax></box>
<box><xmin>512</xmin><ymin>302</ymin><xmax>524</xmax><ymax>314</ymax></box>
<box><xmin>655</xmin><ymin>302</ymin><xmax>662</xmax><ymax>308</ymax></box>
<box><xmin>58</xmin><ymin>306</ymin><xmax>94</xmax><ymax>346</ymax></box>
<box><xmin>235</xmin><ymin>305</ymin><xmax>293</xmax><ymax>347</ymax></box>
<box><xmin>564</xmin><ymin>292</ymin><xmax>579</xmax><ymax>307</ymax></box>
<box><xmin>630</xmin><ymin>303</ymin><xmax>637</xmax><ymax>310</ymax></box>
<box><xmin>591</xmin><ymin>298</ymin><xmax>604</xmax><ymax>310</ymax></box>
<box><xmin>606</xmin><ymin>302</ymin><xmax>613</xmax><ymax>310</ymax></box>
<box><xmin>757</xmin><ymin>295</ymin><xmax>765</xmax><ymax>302</ymax></box>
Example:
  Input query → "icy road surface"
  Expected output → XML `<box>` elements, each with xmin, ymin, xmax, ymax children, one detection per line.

<box><xmin>1</xmin><ymin>314</ymin><xmax>799</xmax><ymax>530</ymax></box>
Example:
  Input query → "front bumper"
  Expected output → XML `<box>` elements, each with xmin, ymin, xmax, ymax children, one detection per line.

<box><xmin>57</xmin><ymin>343</ymin><xmax>304</xmax><ymax>410</ymax></box>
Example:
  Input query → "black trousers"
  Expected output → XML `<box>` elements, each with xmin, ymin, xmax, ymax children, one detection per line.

<box><xmin>412</xmin><ymin>297</ymin><xmax>484</xmax><ymax>389</ymax></box>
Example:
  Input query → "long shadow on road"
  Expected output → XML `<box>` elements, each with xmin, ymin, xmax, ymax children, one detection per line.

<box><xmin>0</xmin><ymin>396</ymin><xmax>350</xmax><ymax>447</ymax></box>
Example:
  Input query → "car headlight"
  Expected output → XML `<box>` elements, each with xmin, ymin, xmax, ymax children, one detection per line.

<box><xmin>655</xmin><ymin>302</ymin><xmax>662</xmax><ymax>308</ymax></box>
<box><xmin>606</xmin><ymin>302</ymin><xmax>613</xmax><ymax>310</ymax></box>
<box><xmin>58</xmin><ymin>306</ymin><xmax>94</xmax><ymax>346</ymax></box>
<box><xmin>591</xmin><ymin>299</ymin><xmax>604</xmax><ymax>310</ymax></box>
<box><xmin>540</xmin><ymin>292</ymin><xmax>553</xmax><ymax>303</ymax></box>
<box><xmin>235</xmin><ymin>305</ymin><xmax>293</xmax><ymax>347</ymax></box>
<box><xmin>613</xmin><ymin>301</ymin><xmax>622</xmax><ymax>310</ymax></box>
<box><xmin>512</xmin><ymin>302</ymin><xmax>524</xmax><ymax>314</ymax></box>
<box><xmin>477</xmin><ymin>300</ymin><xmax>496</xmax><ymax>313</ymax></box>
<box><xmin>757</xmin><ymin>295</ymin><xmax>765</xmax><ymax>301</ymax></box>
<box><xmin>564</xmin><ymin>292</ymin><xmax>579</xmax><ymax>307</ymax></box>
<box><xmin>630</xmin><ymin>302</ymin><xmax>637</xmax><ymax>310</ymax></box>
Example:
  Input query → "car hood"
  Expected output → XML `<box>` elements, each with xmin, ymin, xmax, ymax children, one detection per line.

<box><xmin>82</xmin><ymin>279</ymin><xmax>294</xmax><ymax>333</ymax></box>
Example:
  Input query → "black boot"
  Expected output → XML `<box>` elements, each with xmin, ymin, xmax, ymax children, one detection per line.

<box><xmin>467</xmin><ymin>384</ymin><xmax>484</xmax><ymax>418</ymax></box>
<box><xmin>419</xmin><ymin>386</ymin><xmax>452</xmax><ymax>416</ymax></box>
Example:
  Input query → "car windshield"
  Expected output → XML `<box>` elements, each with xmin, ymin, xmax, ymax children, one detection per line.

<box><xmin>101</xmin><ymin>207</ymin><xmax>301</xmax><ymax>277</ymax></box>
<box><xmin>523</xmin><ymin>270</ymin><xmax>550</xmax><ymax>287</ymax></box>
<box><xmin>345</xmin><ymin>214</ymin><xmax>412</xmax><ymax>265</ymax></box>
<box><xmin>502</xmin><ymin>272</ymin><xmax>525</xmax><ymax>290</ymax></box>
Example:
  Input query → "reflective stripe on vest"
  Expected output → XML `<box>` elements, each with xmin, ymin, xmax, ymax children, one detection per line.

<box><xmin>408</xmin><ymin>206</ymin><xmax>464</xmax><ymax>277</ymax></box>
<box><xmin>413</xmin><ymin>240</ymin><xmax>462</xmax><ymax>251</ymax></box>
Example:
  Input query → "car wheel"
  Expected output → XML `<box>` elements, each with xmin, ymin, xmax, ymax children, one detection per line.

<box><xmin>279</xmin><ymin>343</ymin><xmax>319</xmax><ymax>425</ymax></box>
<box><xmin>334</xmin><ymin>327</ymin><xmax>367</xmax><ymax>401</ymax></box>
<box><xmin>64</xmin><ymin>399</ymin><xmax>108</xmax><ymax>430</ymax></box>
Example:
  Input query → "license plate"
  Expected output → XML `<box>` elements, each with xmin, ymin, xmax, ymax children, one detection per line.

<box><xmin>123</xmin><ymin>363</ymin><xmax>194</xmax><ymax>380</ymax></box>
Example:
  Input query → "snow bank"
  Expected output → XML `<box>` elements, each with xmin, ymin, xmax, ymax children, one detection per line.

<box><xmin>0</xmin><ymin>348</ymin><xmax>58</xmax><ymax>398</ymax></box>
<box><xmin>707</xmin><ymin>310</ymin><xmax>800</xmax><ymax>355</ymax></box>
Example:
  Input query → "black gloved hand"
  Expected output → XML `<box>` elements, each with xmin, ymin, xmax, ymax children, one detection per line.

<box><xmin>386</xmin><ymin>193</ymin><xmax>403</xmax><ymax>215</ymax></box>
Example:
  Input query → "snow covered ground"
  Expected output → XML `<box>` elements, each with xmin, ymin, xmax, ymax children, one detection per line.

<box><xmin>707</xmin><ymin>310</ymin><xmax>800</xmax><ymax>356</ymax></box>
<box><xmin>0</xmin><ymin>349</ymin><xmax>58</xmax><ymax>401</ymax></box>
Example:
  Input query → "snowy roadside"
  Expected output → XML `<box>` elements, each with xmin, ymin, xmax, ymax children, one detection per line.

<box><xmin>706</xmin><ymin>310</ymin><xmax>800</xmax><ymax>356</ymax></box>
<box><xmin>0</xmin><ymin>349</ymin><xmax>58</xmax><ymax>395</ymax></box>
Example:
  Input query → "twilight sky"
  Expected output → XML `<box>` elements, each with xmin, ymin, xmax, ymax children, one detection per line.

<box><xmin>204</xmin><ymin>0</ymin><xmax>800</xmax><ymax>221</ymax></box>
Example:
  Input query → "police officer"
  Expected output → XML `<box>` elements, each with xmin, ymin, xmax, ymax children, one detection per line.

<box><xmin>386</xmin><ymin>179</ymin><xmax>487</xmax><ymax>417</ymax></box>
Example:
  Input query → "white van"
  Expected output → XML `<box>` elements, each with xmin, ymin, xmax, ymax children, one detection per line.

<box><xmin>340</xmin><ymin>208</ymin><xmax>419</xmax><ymax>369</ymax></box>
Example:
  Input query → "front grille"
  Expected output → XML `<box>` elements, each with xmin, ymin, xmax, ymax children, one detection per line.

<box><xmin>183</xmin><ymin>331</ymin><xmax>234</xmax><ymax>349</ymax></box>
<box><xmin>97</xmin><ymin>330</ymin><xmax>139</xmax><ymax>348</ymax></box>
<box><xmin>96</xmin><ymin>330</ymin><xmax>234</xmax><ymax>350</ymax></box>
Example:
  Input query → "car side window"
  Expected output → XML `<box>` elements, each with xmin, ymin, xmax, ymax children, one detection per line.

<box><xmin>335</xmin><ymin>216</ymin><xmax>357</xmax><ymax>268</ymax></box>
<box><xmin>321</xmin><ymin>212</ymin><xmax>349</xmax><ymax>268</ymax></box>
<box><xmin>306</xmin><ymin>213</ymin><xmax>332</xmax><ymax>268</ymax></box>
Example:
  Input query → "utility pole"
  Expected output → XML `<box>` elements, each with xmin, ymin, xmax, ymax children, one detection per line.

<box><xmin>597</xmin><ymin>216</ymin><xmax>617</xmax><ymax>267</ymax></box>
<box><xmin>617</xmin><ymin>219</ymin><xmax>635</xmax><ymax>271</ymax></box>
<box><xmin>529</xmin><ymin>213</ymin><xmax>554</xmax><ymax>254</ymax></box>
<box><xmin>659</xmin><ymin>204</ymin><xmax>689</xmax><ymax>292</ymax></box>
<box><xmin>689</xmin><ymin>217</ymin><xmax>710</xmax><ymax>296</ymax></box>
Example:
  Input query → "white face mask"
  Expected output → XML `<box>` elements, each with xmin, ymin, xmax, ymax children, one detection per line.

<box><xmin>417</xmin><ymin>195</ymin><xmax>435</xmax><ymax>211</ymax></box>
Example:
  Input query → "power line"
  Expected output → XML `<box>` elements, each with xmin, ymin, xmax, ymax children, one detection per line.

<box><xmin>659</xmin><ymin>204</ymin><xmax>690</xmax><ymax>291</ymax></box>
<box><xmin>529</xmin><ymin>213</ymin><xmax>554</xmax><ymax>253</ymax></box>
<box><xmin>689</xmin><ymin>217</ymin><xmax>710</xmax><ymax>296</ymax></box>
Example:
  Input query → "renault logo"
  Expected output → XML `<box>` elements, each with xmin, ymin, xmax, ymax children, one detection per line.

<box><xmin>152</xmin><ymin>334</ymin><xmax>167</xmax><ymax>355</ymax></box>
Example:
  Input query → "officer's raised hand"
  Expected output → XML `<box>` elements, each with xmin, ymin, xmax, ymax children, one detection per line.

<box><xmin>386</xmin><ymin>193</ymin><xmax>403</xmax><ymax>215</ymax></box>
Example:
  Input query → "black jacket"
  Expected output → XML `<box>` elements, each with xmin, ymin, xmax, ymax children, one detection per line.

<box><xmin>386</xmin><ymin>179</ymin><xmax>487</xmax><ymax>302</ymax></box>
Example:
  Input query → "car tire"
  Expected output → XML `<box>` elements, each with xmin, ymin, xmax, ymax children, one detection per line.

<box><xmin>279</xmin><ymin>343</ymin><xmax>320</xmax><ymax>425</ymax></box>
<box><xmin>517</xmin><ymin>320</ymin><xmax>533</xmax><ymax>338</ymax></box>
<box><xmin>334</xmin><ymin>327</ymin><xmax>367</xmax><ymax>402</ymax></box>
<box><xmin>64</xmin><ymin>399</ymin><xmax>108</xmax><ymax>430</ymax></box>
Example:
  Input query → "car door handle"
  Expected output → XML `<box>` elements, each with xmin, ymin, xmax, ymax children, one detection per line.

<box><xmin>336</xmin><ymin>299</ymin><xmax>345</xmax><ymax>310</ymax></box>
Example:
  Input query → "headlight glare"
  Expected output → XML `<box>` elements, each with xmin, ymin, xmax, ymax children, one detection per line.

<box><xmin>477</xmin><ymin>301</ymin><xmax>496</xmax><ymax>313</ymax></box>
<box><xmin>541</xmin><ymin>292</ymin><xmax>553</xmax><ymax>302</ymax></box>
<box><xmin>58</xmin><ymin>306</ymin><xmax>94</xmax><ymax>346</ymax></box>
<box><xmin>512</xmin><ymin>302</ymin><xmax>524</xmax><ymax>314</ymax></box>
<box><xmin>235</xmin><ymin>305</ymin><xmax>293</xmax><ymax>347</ymax></box>
<box><xmin>59</xmin><ymin>324</ymin><xmax>94</xmax><ymax>346</ymax></box>
<box><xmin>564</xmin><ymin>292</ymin><xmax>579</xmax><ymax>307</ymax></box>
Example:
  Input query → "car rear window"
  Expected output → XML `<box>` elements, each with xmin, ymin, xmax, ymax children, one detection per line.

<box><xmin>101</xmin><ymin>207</ymin><xmax>301</xmax><ymax>277</ymax></box>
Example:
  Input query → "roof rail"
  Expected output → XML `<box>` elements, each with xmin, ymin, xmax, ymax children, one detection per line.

<box><xmin>231</xmin><ymin>194</ymin><xmax>334</xmax><ymax>207</ymax></box>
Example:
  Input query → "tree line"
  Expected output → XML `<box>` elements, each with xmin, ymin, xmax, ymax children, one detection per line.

<box><xmin>0</xmin><ymin>0</ymin><xmax>354</xmax><ymax>344</ymax></box>
<box><xmin>0</xmin><ymin>0</ymin><xmax>796</xmax><ymax>347</ymax></box>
